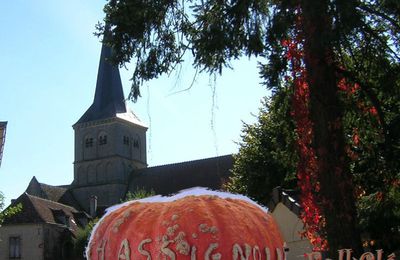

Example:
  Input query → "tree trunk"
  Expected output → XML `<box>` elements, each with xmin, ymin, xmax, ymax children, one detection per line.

<box><xmin>300</xmin><ymin>0</ymin><xmax>362</xmax><ymax>256</ymax></box>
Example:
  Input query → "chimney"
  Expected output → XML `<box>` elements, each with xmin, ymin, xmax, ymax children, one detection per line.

<box><xmin>89</xmin><ymin>195</ymin><xmax>98</xmax><ymax>217</ymax></box>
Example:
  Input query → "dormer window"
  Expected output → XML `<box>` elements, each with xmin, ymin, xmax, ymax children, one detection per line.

<box><xmin>85</xmin><ymin>138</ymin><xmax>93</xmax><ymax>148</ymax></box>
<box><xmin>123</xmin><ymin>136</ymin><xmax>129</xmax><ymax>145</ymax></box>
<box><xmin>51</xmin><ymin>209</ymin><xmax>70</xmax><ymax>227</ymax></box>
<box><xmin>99</xmin><ymin>135</ymin><xmax>107</xmax><ymax>145</ymax></box>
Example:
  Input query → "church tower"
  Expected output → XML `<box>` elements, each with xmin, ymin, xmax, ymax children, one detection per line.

<box><xmin>71</xmin><ymin>39</ymin><xmax>147</xmax><ymax>210</ymax></box>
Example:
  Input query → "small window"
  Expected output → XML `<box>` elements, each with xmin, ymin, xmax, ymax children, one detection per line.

<box><xmin>99</xmin><ymin>135</ymin><xmax>107</xmax><ymax>145</ymax></box>
<box><xmin>9</xmin><ymin>236</ymin><xmax>21</xmax><ymax>259</ymax></box>
<box><xmin>123</xmin><ymin>136</ymin><xmax>129</xmax><ymax>145</ymax></box>
<box><xmin>133</xmin><ymin>139</ymin><xmax>139</xmax><ymax>148</ymax></box>
<box><xmin>85</xmin><ymin>138</ymin><xmax>93</xmax><ymax>148</ymax></box>
<box><xmin>51</xmin><ymin>209</ymin><xmax>69</xmax><ymax>227</ymax></box>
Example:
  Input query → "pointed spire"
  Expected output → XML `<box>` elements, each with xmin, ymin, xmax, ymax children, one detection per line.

<box><xmin>75</xmin><ymin>26</ymin><xmax>127</xmax><ymax>125</ymax></box>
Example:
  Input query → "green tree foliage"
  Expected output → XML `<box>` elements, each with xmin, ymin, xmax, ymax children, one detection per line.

<box><xmin>341</xmin><ymin>53</ymin><xmax>400</xmax><ymax>253</ymax></box>
<box><xmin>73</xmin><ymin>218</ymin><xmax>99</xmax><ymax>260</ymax></box>
<box><xmin>224</xmin><ymin>89</ymin><xmax>297</xmax><ymax>205</ymax></box>
<box><xmin>0</xmin><ymin>191</ymin><xmax>22</xmax><ymax>226</ymax></box>
<box><xmin>99</xmin><ymin>0</ymin><xmax>399</xmax><ymax>255</ymax></box>
<box><xmin>123</xmin><ymin>188</ymin><xmax>155</xmax><ymax>202</ymax></box>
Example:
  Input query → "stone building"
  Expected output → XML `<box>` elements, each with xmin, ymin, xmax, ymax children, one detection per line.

<box><xmin>0</xmin><ymin>39</ymin><xmax>233</xmax><ymax>259</ymax></box>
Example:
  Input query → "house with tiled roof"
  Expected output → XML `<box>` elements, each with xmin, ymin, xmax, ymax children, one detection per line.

<box><xmin>0</xmin><ymin>193</ymin><xmax>90</xmax><ymax>259</ymax></box>
<box><xmin>0</xmin><ymin>30</ymin><xmax>233</xmax><ymax>260</ymax></box>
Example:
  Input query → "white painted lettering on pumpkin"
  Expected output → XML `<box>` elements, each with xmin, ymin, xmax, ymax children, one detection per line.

<box><xmin>232</xmin><ymin>243</ymin><xmax>251</xmax><ymax>260</ymax></box>
<box><xmin>138</xmin><ymin>238</ymin><xmax>152</xmax><ymax>260</ymax></box>
<box><xmin>338</xmin><ymin>249</ymin><xmax>354</xmax><ymax>260</ymax></box>
<box><xmin>376</xmin><ymin>250</ymin><xmax>383</xmax><ymax>260</ymax></box>
<box><xmin>96</xmin><ymin>239</ymin><xmax>107</xmax><ymax>260</ymax></box>
<box><xmin>276</xmin><ymin>248</ymin><xmax>285</xmax><ymax>260</ymax></box>
<box><xmin>191</xmin><ymin>246</ymin><xmax>197</xmax><ymax>260</ymax></box>
<box><xmin>359</xmin><ymin>252</ymin><xmax>375</xmax><ymax>260</ymax></box>
<box><xmin>118</xmin><ymin>239</ymin><xmax>131</xmax><ymax>260</ymax></box>
<box><xmin>265</xmin><ymin>247</ymin><xmax>271</xmax><ymax>260</ymax></box>
<box><xmin>205</xmin><ymin>243</ymin><xmax>221</xmax><ymax>260</ymax></box>
<box><xmin>161</xmin><ymin>237</ymin><xmax>176</xmax><ymax>260</ymax></box>
<box><xmin>253</xmin><ymin>246</ymin><xmax>261</xmax><ymax>260</ymax></box>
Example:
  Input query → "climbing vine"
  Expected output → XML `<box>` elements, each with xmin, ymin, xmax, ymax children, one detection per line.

<box><xmin>282</xmin><ymin>26</ymin><xmax>327</xmax><ymax>249</ymax></box>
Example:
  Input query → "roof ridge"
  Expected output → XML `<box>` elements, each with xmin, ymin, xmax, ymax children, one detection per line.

<box><xmin>39</xmin><ymin>182</ymin><xmax>67</xmax><ymax>190</ymax></box>
<box><xmin>268</xmin><ymin>187</ymin><xmax>301</xmax><ymax>216</ymax></box>
<box><xmin>149</xmin><ymin>154</ymin><xmax>233</xmax><ymax>168</ymax></box>
<box><xmin>25</xmin><ymin>193</ymin><xmax>78</xmax><ymax>211</ymax></box>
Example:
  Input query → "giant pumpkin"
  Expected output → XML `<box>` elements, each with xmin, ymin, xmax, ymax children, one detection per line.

<box><xmin>86</xmin><ymin>188</ymin><xmax>285</xmax><ymax>260</ymax></box>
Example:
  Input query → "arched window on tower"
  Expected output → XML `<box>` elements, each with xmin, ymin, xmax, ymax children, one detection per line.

<box><xmin>123</xmin><ymin>136</ymin><xmax>130</xmax><ymax>145</ymax></box>
<box><xmin>133</xmin><ymin>138</ymin><xmax>140</xmax><ymax>149</ymax></box>
<box><xmin>132</xmin><ymin>134</ymin><xmax>141</xmax><ymax>160</ymax></box>
<box><xmin>123</xmin><ymin>134</ymin><xmax>131</xmax><ymax>157</ymax></box>
<box><xmin>85</xmin><ymin>137</ymin><xmax>94</xmax><ymax>148</ymax></box>
<box><xmin>99</xmin><ymin>135</ymin><xmax>107</xmax><ymax>145</ymax></box>
<box><xmin>98</xmin><ymin>131</ymin><xmax>109</xmax><ymax>157</ymax></box>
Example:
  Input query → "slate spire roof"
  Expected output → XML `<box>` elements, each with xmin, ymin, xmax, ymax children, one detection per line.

<box><xmin>75</xmin><ymin>34</ymin><xmax>127</xmax><ymax>125</ymax></box>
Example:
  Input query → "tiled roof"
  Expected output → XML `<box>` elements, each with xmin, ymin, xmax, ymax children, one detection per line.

<box><xmin>39</xmin><ymin>183</ymin><xmax>68</xmax><ymax>202</ymax></box>
<box><xmin>3</xmin><ymin>193</ymin><xmax>88</xmax><ymax>233</ymax></box>
<box><xmin>25</xmin><ymin>176</ymin><xmax>82</xmax><ymax>210</ymax></box>
<box><xmin>128</xmin><ymin>154</ymin><xmax>233</xmax><ymax>195</ymax></box>
<box><xmin>268</xmin><ymin>186</ymin><xmax>301</xmax><ymax>216</ymax></box>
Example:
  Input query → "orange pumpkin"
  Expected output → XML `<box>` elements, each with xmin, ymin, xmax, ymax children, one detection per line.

<box><xmin>86</xmin><ymin>189</ymin><xmax>285</xmax><ymax>260</ymax></box>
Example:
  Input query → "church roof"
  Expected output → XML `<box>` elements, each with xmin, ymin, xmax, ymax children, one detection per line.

<box><xmin>128</xmin><ymin>154</ymin><xmax>233</xmax><ymax>195</ymax></box>
<box><xmin>74</xmin><ymin>41</ymin><xmax>146</xmax><ymax>127</ymax></box>
<box><xmin>75</xmin><ymin>42</ymin><xmax>125</xmax><ymax>125</ymax></box>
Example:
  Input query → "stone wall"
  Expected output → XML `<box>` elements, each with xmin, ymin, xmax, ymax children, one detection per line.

<box><xmin>70</xmin><ymin>183</ymin><xmax>128</xmax><ymax>213</ymax></box>
<box><xmin>0</xmin><ymin>223</ymin><xmax>44</xmax><ymax>260</ymax></box>
<box><xmin>0</xmin><ymin>223</ymin><xmax>74</xmax><ymax>260</ymax></box>
<box><xmin>73</xmin><ymin>118</ymin><xmax>147</xmax><ymax>187</ymax></box>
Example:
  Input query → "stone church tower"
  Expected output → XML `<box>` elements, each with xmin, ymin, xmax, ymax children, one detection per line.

<box><xmin>70</xmin><ymin>41</ymin><xmax>147</xmax><ymax>211</ymax></box>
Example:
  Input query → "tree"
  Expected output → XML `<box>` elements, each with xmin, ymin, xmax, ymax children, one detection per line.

<box><xmin>73</xmin><ymin>218</ymin><xmax>98</xmax><ymax>260</ymax></box>
<box><xmin>123</xmin><ymin>187</ymin><xmax>155</xmax><ymax>201</ymax></box>
<box><xmin>224</xmin><ymin>89</ymin><xmax>297</xmax><ymax>205</ymax></box>
<box><xmin>227</xmin><ymin>82</ymin><xmax>400</xmax><ymax>253</ymax></box>
<box><xmin>0</xmin><ymin>191</ymin><xmax>4</xmax><ymax>224</ymax></box>
<box><xmin>99</xmin><ymin>0</ymin><xmax>400</xmax><ymax>256</ymax></box>
<box><xmin>0</xmin><ymin>191</ymin><xmax>21</xmax><ymax>226</ymax></box>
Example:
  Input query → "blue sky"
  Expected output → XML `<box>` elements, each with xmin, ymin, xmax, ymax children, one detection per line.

<box><xmin>0</xmin><ymin>1</ymin><xmax>268</xmax><ymax>206</ymax></box>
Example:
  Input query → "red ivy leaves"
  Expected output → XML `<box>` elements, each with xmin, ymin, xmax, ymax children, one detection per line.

<box><xmin>284</xmin><ymin>37</ymin><xmax>328</xmax><ymax>251</ymax></box>
<box><xmin>338</xmin><ymin>78</ymin><xmax>378</xmax><ymax>118</ymax></box>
